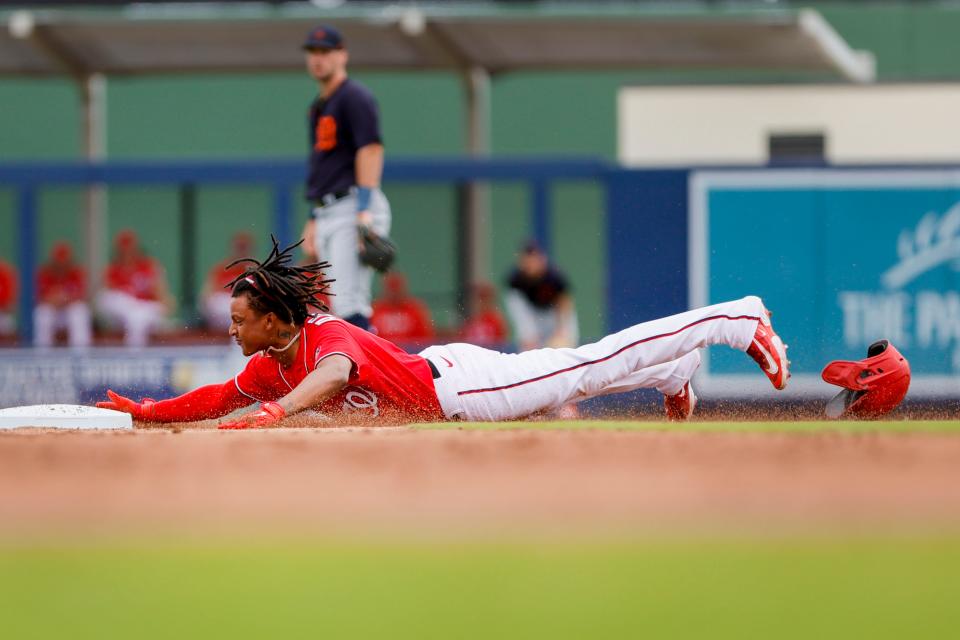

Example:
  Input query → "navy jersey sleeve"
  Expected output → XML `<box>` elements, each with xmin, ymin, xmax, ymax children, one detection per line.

<box><xmin>343</xmin><ymin>86</ymin><xmax>382</xmax><ymax>149</ymax></box>
<box><xmin>550</xmin><ymin>269</ymin><xmax>570</xmax><ymax>294</ymax></box>
<box><xmin>307</xmin><ymin>100</ymin><xmax>320</xmax><ymax>151</ymax></box>
<box><xmin>507</xmin><ymin>269</ymin><xmax>523</xmax><ymax>290</ymax></box>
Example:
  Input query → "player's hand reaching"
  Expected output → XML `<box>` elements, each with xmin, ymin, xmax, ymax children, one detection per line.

<box><xmin>546</xmin><ymin>332</ymin><xmax>571</xmax><ymax>349</ymax></box>
<box><xmin>96</xmin><ymin>389</ymin><xmax>156</xmax><ymax>420</ymax></box>
<box><xmin>218</xmin><ymin>402</ymin><xmax>286</xmax><ymax>430</ymax></box>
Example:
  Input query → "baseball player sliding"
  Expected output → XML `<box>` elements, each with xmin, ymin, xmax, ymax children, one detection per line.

<box><xmin>98</xmin><ymin>238</ymin><xmax>789</xmax><ymax>427</ymax></box>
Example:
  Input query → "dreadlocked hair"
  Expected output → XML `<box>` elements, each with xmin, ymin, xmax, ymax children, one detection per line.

<box><xmin>224</xmin><ymin>235</ymin><xmax>334</xmax><ymax>325</ymax></box>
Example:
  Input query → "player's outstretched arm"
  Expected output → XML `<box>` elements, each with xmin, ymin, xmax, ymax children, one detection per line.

<box><xmin>300</xmin><ymin>218</ymin><xmax>318</xmax><ymax>260</ymax></box>
<box><xmin>97</xmin><ymin>381</ymin><xmax>253</xmax><ymax>423</ymax></box>
<box><xmin>218</xmin><ymin>354</ymin><xmax>353</xmax><ymax>430</ymax></box>
<box><xmin>96</xmin><ymin>390</ymin><xmax>154</xmax><ymax>420</ymax></box>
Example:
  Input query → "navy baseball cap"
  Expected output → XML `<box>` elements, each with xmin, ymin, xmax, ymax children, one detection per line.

<box><xmin>302</xmin><ymin>25</ymin><xmax>344</xmax><ymax>50</ymax></box>
<box><xmin>521</xmin><ymin>239</ymin><xmax>544</xmax><ymax>255</ymax></box>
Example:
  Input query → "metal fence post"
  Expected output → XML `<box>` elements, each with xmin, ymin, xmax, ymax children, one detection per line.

<box><xmin>16</xmin><ymin>186</ymin><xmax>37</xmax><ymax>345</ymax></box>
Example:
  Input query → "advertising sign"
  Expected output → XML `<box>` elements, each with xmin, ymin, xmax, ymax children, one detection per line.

<box><xmin>0</xmin><ymin>346</ymin><xmax>244</xmax><ymax>408</ymax></box>
<box><xmin>690</xmin><ymin>169</ymin><xmax>960</xmax><ymax>398</ymax></box>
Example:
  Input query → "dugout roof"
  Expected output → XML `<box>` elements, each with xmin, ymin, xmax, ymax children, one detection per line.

<box><xmin>1</xmin><ymin>4</ymin><xmax>875</xmax><ymax>82</ymax></box>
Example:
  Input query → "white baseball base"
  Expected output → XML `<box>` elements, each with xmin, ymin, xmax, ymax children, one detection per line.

<box><xmin>0</xmin><ymin>404</ymin><xmax>133</xmax><ymax>430</ymax></box>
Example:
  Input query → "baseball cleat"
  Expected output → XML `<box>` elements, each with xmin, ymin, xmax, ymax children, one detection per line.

<box><xmin>746</xmin><ymin>309</ymin><xmax>790</xmax><ymax>390</ymax></box>
<box><xmin>664</xmin><ymin>381</ymin><xmax>697</xmax><ymax>421</ymax></box>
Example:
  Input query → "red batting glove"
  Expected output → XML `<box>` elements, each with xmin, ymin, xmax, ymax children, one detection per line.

<box><xmin>96</xmin><ymin>389</ymin><xmax>156</xmax><ymax>420</ymax></box>
<box><xmin>218</xmin><ymin>402</ymin><xmax>286</xmax><ymax>430</ymax></box>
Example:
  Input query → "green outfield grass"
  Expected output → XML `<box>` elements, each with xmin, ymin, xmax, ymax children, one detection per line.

<box><xmin>416</xmin><ymin>419</ymin><xmax>960</xmax><ymax>432</ymax></box>
<box><xmin>2</xmin><ymin>537</ymin><xmax>958</xmax><ymax>639</ymax></box>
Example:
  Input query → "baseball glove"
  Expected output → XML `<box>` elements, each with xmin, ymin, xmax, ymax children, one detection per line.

<box><xmin>358</xmin><ymin>225</ymin><xmax>397</xmax><ymax>273</ymax></box>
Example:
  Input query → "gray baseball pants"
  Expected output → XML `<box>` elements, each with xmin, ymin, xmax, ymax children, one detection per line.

<box><xmin>311</xmin><ymin>189</ymin><xmax>391</xmax><ymax>320</ymax></box>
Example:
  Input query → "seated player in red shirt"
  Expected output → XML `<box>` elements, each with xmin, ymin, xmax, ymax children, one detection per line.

<box><xmin>98</xmin><ymin>237</ymin><xmax>792</xmax><ymax>427</ymax></box>
<box><xmin>97</xmin><ymin>229</ymin><xmax>174</xmax><ymax>347</ymax></box>
<box><xmin>201</xmin><ymin>231</ymin><xmax>254</xmax><ymax>331</ymax></box>
<box><xmin>370</xmin><ymin>272</ymin><xmax>434</xmax><ymax>345</ymax></box>
<box><xmin>0</xmin><ymin>258</ymin><xmax>16</xmax><ymax>337</ymax></box>
<box><xmin>459</xmin><ymin>282</ymin><xmax>508</xmax><ymax>347</ymax></box>
<box><xmin>34</xmin><ymin>242</ymin><xmax>92</xmax><ymax>348</ymax></box>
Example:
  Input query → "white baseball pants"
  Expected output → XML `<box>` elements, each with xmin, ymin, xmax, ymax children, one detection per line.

<box><xmin>0</xmin><ymin>312</ymin><xmax>15</xmax><ymax>336</ymax></box>
<box><xmin>203</xmin><ymin>291</ymin><xmax>233</xmax><ymax>332</ymax></box>
<box><xmin>311</xmin><ymin>189</ymin><xmax>391</xmax><ymax>320</ymax></box>
<box><xmin>97</xmin><ymin>290</ymin><xmax>166</xmax><ymax>347</ymax></box>
<box><xmin>33</xmin><ymin>301</ymin><xmax>92</xmax><ymax>348</ymax></box>
<box><xmin>421</xmin><ymin>295</ymin><xmax>765</xmax><ymax>421</ymax></box>
<box><xmin>504</xmin><ymin>290</ymin><xmax>580</xmax><ymax>349</ymax></box>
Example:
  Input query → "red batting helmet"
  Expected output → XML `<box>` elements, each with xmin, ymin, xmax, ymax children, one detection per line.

<box><xmin>822</xmin><ymin>340</ymin><xmax>911</xmax><ymax>419</ymax></box>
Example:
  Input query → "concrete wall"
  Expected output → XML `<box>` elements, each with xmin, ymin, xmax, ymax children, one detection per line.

<box><xmin>619</xmin><ymin>84</ymin><xmax>960</xmax><ymax>166</ymax></box>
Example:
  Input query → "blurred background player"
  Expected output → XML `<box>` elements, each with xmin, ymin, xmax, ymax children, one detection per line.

<box><xmin>33</xmin><ymin>242</ymin><xmax>91</xmax><ymax>348</ymax></box>
<box><xmin>97</xmin><ymin>229</ymin><xmax>174</xmax><ymax>347</ymax></box>
<box><xmin>298</xmin><ymin>24</ymin><xmax>391</xmax><ymax>331</ymax></box>
<box><xmin>505</xmin><ymin>241</ymin><xmax>580</xmax><ymax>417</ymax></box>
<box><xmin>201</xmin><ymin>231</ymin><xmax>254</xmax><ymax>331</ymax></box>
<box><xmin>0</xmin><ymin>258</ymin><xmax>16</xmax><ymax>338</ymax></box>
<box><xmin>371</xmin><ymin>271</ymin><xmax>434</xmax><ymax>346</ymax></box>
<box><xmin>459</xmin><ymin>282</ymin><xmax>508</xmax><ymax>347</ymax></box>
<box><xmin>505</xmin><ymin>241</ymin><xmax>579</xmax><ymax>351</ymax></box>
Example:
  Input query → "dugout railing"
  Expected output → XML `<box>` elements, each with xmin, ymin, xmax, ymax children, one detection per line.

<box><xmin>0</xmin><ymin>156</ymin><xmax>623</xmax><ymax>343</ymax></box>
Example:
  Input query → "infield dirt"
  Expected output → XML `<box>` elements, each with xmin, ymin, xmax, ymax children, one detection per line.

<box><xmin>3</xmin><ymin>424</ymin><xmax>960</xmax><ymax>539</ymax></box>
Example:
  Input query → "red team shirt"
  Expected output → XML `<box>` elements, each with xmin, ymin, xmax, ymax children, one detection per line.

<box><xmin>105</xmin><ymin>257</ymin><xmax>163</xmax><ymax>301</ymax></box>
<box><xmin>0</xmin><ymin>262</ymin><xmax>16</xmax><ymax>310</ymax></box>
<box><xmin>146</xmin><ymin>314</ymin><xmax>444</xmax><ymax>424</ymax></box>
<box><xmin>208</xmin><ymin>259</ymin><xmax>248</xmax><ymax>290</ymax></box>
<box><xmin>370</xmin><ymin>299</ymin><xmax>434</xmax><ymax>343</ymax></box>
<box><xmin>37</xmin><ymin>265</ymin><xmax>86</xmax><ymax>303</ymax></box>
<box><xmin>460</xmin><ymin>310</ymin><xmax>508</xmax><ymax>346</ymax></box>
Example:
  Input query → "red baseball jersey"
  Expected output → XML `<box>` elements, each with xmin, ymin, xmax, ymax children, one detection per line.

<box><xmin>370</xmin><ymin>299</ymin><xmax>434</xmax><ymax>342</ymax></box>
<box><xmin>208</xmin><ymin>259</ymin><xmax>248</xmax><ymax>290</ymax></box>
<box><xmin>461</xmin><ymin>310</ymin><xmax>508</xmax><ymax>345</ymax></box>
<box><xmin>0</xmin><ymin>262</ymin><xmax>15</xmax><ymax>310</ymax></box>
<box><xmin>105</xmin><ymin>257</ymin><xmax>164</xmax><ymax>301</ymax></box>
<box><xmin>235</xmin><ymin>314</ymin><xmax>443</xmax><ymax>422</ymax></box>
<box><xmin>37</xmin><ymin>264</ymin><xmax>86</xmax><ymax>303</ymax></box>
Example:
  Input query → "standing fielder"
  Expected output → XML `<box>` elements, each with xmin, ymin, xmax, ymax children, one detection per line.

<box><xmin>298</xmin><ymin>25</ymin><xmax>390</xmax><ymax>331</ymax></box>
<box><xmin>98</xmin><ymin>238</ymin><xmax>790</xmax><ymax>427</ymax></box>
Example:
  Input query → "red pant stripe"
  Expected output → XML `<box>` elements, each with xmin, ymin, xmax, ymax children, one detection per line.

<box><xmin>457</xmin><ymin>314</ymin><xmax>759</xmax><ymax>397</ymax></box>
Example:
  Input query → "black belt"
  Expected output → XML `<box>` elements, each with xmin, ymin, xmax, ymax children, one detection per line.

<box><xmin>315</xmin><ymin>189</ymin><xmax>352</xmax><ymax>207</ymax></box>
<box><xmin>426</xmin><ymin>359</ymin><xmax>441</xmax><ymax>379</ymax></box>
